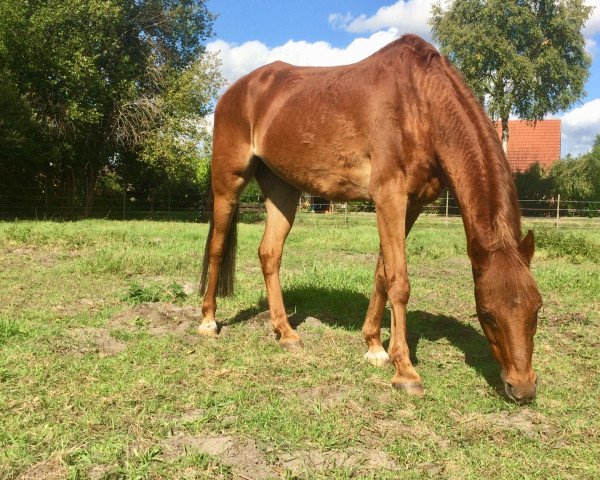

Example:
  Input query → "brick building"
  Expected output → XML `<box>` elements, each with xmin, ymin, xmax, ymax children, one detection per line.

<box><xmin>495</xmin><ymin>119</ymin><xmax>561</xmax><ymax>172</ymax></box>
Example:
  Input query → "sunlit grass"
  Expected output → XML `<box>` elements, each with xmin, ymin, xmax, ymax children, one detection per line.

<box><xmin>0</xmin><ymin>218</ymin><xmax>598</xmax><ymax>479</ymax></box>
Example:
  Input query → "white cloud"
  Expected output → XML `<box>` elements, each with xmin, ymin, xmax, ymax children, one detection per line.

<box><xmin>327</xmin><ymin>0</ymin><xmax>599</xmax><ymax>44</ymax></box>
<box><xmin>560</xmin><ymin>98</ymin><xmax>600</xmax><ymax>156</ymax></box>
<box><xmin>328</xmin><ymin>0</ymin><xmax>436</xmax><ymax>40</ymax></box>
<box><xmin>584</xmin><ymin>0</ymin><xmax>600</xmax><ymax>36</ymax></box>
<box><xmin>206</xmin><ymin>29</ymin><xmax>401</xmax><ymax>84</ymax></box>
<box><xmin>328</xmin><ymin>12</ymin><xmax>353</xmax><ymax>31</ymax></box>
<box><xmin>585</xmin><ymin>37</ymin><xmax>597</xmax><ymax>57</ymax></box>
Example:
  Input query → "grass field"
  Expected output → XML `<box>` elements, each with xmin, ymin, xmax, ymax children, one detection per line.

<box><xmin>1</xmin><ymin>215</ymin><xmax>599</xmax><ymax>479</ymax></box>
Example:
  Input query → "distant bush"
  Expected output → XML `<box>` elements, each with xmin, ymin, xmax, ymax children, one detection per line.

<box><xmin>515</xmin><ymin>135</ymin><xmax>600</xmax><ymax>210</ymax></box>
<box><xmin>533</xmin><ymin>227</ymin><xmax>599</xmax><ymax>263</ymax></box>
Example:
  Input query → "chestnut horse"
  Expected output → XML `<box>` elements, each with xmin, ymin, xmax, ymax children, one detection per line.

<box><xmin>200</xmin><ymin>35</ymin><xmax>542</xmax><ymax>402</ymax></box>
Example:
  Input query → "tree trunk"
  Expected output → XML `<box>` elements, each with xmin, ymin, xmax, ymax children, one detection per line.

<box><xmin>69</xmin><ymin>166</ymin><xmax>77</xmax><ymax>218</ymax></box>
<box><xmin>84</xmin><ymin>169</ymin><xmax>98</xmax><ymax>218</ymax></box>
<box><xmin>44</xmin><ymin>171</ymin><xmax>49</xmax><ymax>220</ymax></box>
<box><xmin>501</xmin><ymin>116</ymin><xmax>509</xmax><ymax>155</ymax></box>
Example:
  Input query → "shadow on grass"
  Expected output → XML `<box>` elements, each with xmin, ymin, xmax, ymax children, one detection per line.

<box><xmin>226</xmin><ymin>285</ymin><xmax>501</xmax><ymax>391</ymax></box>
<box><xmin>407</xmin><ymin>310</ymin><xmax>502</xmax><ymax>393</ymax></box>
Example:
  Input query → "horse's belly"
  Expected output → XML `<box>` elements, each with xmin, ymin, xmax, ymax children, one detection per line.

<box><xmin>258</xmin><ymin>149</ymin><xmax>372</xmax><ymax>201</ymax></box>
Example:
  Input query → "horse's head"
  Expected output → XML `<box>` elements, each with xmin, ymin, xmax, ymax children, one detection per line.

<box><xmin>470</xmin><ymin>230</ymin><xmax>542</xmax><ymax>402</ymax></box>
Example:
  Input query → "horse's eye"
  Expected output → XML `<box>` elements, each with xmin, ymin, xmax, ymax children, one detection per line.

<box><xmin>481</xmin><ymin>312</ymin><xmax>497</xmax><ymax>328</ymax></box>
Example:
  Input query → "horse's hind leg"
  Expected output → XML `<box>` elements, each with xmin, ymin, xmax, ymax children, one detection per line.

<box><xmin>362</xmin><ymin>251</ymin><xmax>390</xmax><ymax>365</ymax></box>
<box><xmin>363</xmin><ymin>205</ymin><xmax>423</xmax><ymax>366</ymax></box>
<box><xmin>255</xmin><ymin>163</ymin><xmax>303</xmax><ymax>349</ymax></box>
<box><xmin>199</xmin><ymin>134</ymin><xmax>255</xmax><ymax>335</ymax></box>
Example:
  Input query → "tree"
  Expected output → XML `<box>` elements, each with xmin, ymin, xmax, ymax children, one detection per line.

<box><xmin>137</xmin><ymin>54</ymin><xmax>224</xmax><ymax>189</ymax></box>
<box><xmin>0</xmin><ymin>0</ymin><xmax>218</xmax><ymax>214</ymax></box>
<box><xmin>551</xmin><ymin>134</ymin><xmax>600</xmax><ymax>201</ymax></box>
<box><xmin>430</xmin><ymin>0</ymin><xmax>592</xmax><ymax>152</ymax></box>
<box><xmin>514</xmin><ymin>162</ymin><xmax>554</xmax><ymax>199</ymax></box>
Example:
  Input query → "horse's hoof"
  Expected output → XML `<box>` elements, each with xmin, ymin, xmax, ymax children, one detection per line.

<box><xmin>280</xmin><ymin>339</ymin><xmax>304</xmax><ymax>351</ymax></box>
<box><xmin>392</xmin><ymin>380</ymin><xmax>424</xmax><ymax>396</ymax></box>
<box><xmin>364</xmin><ymin>349</ymin><xmax>391</xmax><ymax>367</ymax></box>
<box><xmin>198</xmin><ymin>321</ymin><xmax>218</xmax><ymax>337</ymax></box>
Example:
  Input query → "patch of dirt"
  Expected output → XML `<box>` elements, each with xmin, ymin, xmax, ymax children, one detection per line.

<box><xmin>177</xmin><ymin>408</ymin><xmax>208</xmax><ymax>423</ymax></box>
<box><xmin>278</xmin><ymin>447</ymin><xmax>397</xmax><ymax>476</ymax></box>
<box><xmin>233</xmin><ymin>311</ymin><xmax>328</xmax><ymax>341</ymax></box>
<box><xmin>452</xmin><ymin>408</ymin><xmax>555</xmax><ymax>440</ymax></box>
<box><xmin>296</xmin><ymin>316</ymin><xmax>326</xmax><ymax>331</ymax></box>
<box><xmin>365</xmin><ymin>416</ymin><xmax>450</xmax><ymax>449</ymax></box>
<box><xmin>88</xmin><ymin>465</ymin><xmax>113</xmax><ymax>480</ymax></box>
<box><xmin>487</xmin><ymin>409</ymin><xmax>555</xmax><ymax>439</ymax></box>
<box><xmin>161</xmin><ymin>432</ymin><xmax>397</xmax><ymax>479</ymax></box>
<box><xmin>181</xmin><ymin>282</ymin><xmax>198</xmax><ymax>296</ymax></box>
<box><xmin>109</xmin><ymin>302</ymin><xmax>199</xmax><ymax>335</ymax></box>
<box><xmin>294</xmin><ymin>384</ymin><xmax>353</xmax><ymax>409</ymax></box>
<box><xmin>161</xmin><ymin>434</ymin><xmax>273</xmax><ymax>480</ymax></box>
<box><xmin>244</xmin><ymin>311</ymin><xmax>274</xmax><ymax>335</ymax></box>
<box><xmin>340</xmin><ymin>252</ymin><xmax>378</xmax><ymax>265</ymax></box>
<box><xmin>56</xmin><ymin>327</ymin><xmax>126</xmax><ymax>357</ymax></box>
<box><xmin>17</xmin><ymin>457</ymin><xmax>66</xmax><ymax>480</ymax></box>
<box><xmin>52</xmin><ymin>298</ymin><xmax>104</xmax><ymax>316</ymax></box>
<box><xmin>3</xmin><ymin>245</ymin><xmax>79</xmax><ymax>268</ymax></box>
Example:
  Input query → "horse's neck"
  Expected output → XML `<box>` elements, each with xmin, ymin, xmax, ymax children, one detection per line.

<box><xmin>426</xmin><ymin>60</ymin><xmax>522</xmax><ymax>253</ymax></box>
<box><xmin>436</xmin><ymin>119</ymin><xmax>522</xmax><ymax>253</ymax></box>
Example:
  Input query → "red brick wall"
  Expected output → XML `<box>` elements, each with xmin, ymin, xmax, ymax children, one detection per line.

<box><xmin>495</xmin><ymin>120</ymin><xmax>561</xmax><ymax>172</ymax></box>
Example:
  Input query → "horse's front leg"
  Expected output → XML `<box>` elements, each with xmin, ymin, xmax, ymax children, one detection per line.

<box><xmin>372</xmin><ymin>183</ymin><xmax>423</xmax><ymax>395</ymax></box>
<box><xmin>362</xmin><ymin>205</ymin><xmax>423</xmax><ymax>367</ymax></box>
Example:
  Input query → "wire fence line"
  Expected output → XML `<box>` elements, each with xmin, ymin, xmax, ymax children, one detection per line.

<box><xmin>0</xmin><ymin>187</ymin><xmax>599</xmax><ymax>228</ymax></box>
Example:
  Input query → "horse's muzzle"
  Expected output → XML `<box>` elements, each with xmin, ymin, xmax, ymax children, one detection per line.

<box><xmin>504</xmin><ymin>378</ymin><xmax>538</xmax><ymax>403</ymax></box>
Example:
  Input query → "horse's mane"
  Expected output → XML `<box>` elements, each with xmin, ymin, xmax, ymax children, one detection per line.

<box><xmin>441</xmin><ymin>57</ymin><xmax>522</xmax><ymax>250</ymax></box>
<box><xmin>386</xmin><ymin>35</ymin><xmax>522</xmax><ymax>252</ymax></box>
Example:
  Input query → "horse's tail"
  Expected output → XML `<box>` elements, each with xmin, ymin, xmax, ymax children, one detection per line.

<box><xmin>200</xmin><ymin>205</ymin><xmax>239</xmax><ymax>298</ymax></box>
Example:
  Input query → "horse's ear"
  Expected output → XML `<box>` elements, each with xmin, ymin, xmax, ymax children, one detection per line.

<box><xmin>519</xmin><ymin>230</ymin><xmax>535</xmax><ymax>265</ymax></box>
<box><xmin>470</xmin><ymin>237</ymin><xmax>490</xmax><ymax>267</ymax></box>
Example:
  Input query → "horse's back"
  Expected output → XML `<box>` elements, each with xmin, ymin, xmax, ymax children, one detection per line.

<box><xmin>212</xmin><ymin>35</ymin><xmax>445</xmax><ymax>201</ymax></box>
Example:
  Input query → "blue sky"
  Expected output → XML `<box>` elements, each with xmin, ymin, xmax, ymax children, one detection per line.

<box><xmin>206</xmin><ymin>0</ymin><xmax>600</xmax><ymax>156</ymax></box>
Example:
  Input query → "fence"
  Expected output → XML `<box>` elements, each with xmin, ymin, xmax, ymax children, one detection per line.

<box><xmin>0</xmin><ymin>184</ymin><xmax>209</xmax><ymax>222</ymax></box>
<box><xmin>1</xmin><ymin>185</ymin><xmax>599</xmax><ymax>228</ymax></box>
<box><xmin>298</xmin><ymin>191</ymin><xmax>600</xmax><ymax>229</ymax></box>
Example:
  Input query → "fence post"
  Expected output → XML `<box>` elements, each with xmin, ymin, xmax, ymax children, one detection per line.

<box><xmin>44</xmin><ymin>175</ymin><xmax>48</xmax><ymax>220</ymax></box>
<box><xmin>556</xmin><ymin>193</ymin><xmax>560</xmax><ymax>228</ymax></box>
<box><xmin>445</xmin><ymin>190</ymin><xmax>449</xmax><ymax>224</ymax></box>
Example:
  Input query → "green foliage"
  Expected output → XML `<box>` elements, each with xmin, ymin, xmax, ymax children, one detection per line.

<box><xmin>0</xmin><ymin>0</ymin><xmax>220</xmax><ymax>213</ymax></box>
<box><xmin>512</xmin><ymin>136</ymin><xmax>600</xmax><ymax>207</ymax></box>
<box><xmin>0</xmin><ymin>77</ymin><xmax>46</xmax><ymax>173</ymax></box>
<box><xmin>240</xmin><ymin>179</ymin><xmax>263</xmax><ymax>204</ymax></box>
<box><xmin>122</xmin><ymin>281</ymin><xmax>187</xmax><ymax>304</ymax></box>
<box><xmin>533</xmin><ymin>226</ymin><xmax>600</xmax><ymax>263</ymax></box>
<box><xmin>514</xmin><ymin>163</ymin><xmax>554</xmax><ymax>200</ymax></box>
<box><xmin>430</xmin><ymin>0</ymin><xmax>592</xmax><ymax>144</ymax></box>
<box><xmin>139</xmin><ymin>54</ymin><xmax>224</xmax><ymax>186</ymax></box>
<box><xmin>551</xmin><ymin>135</ymin><xmax>600</xmax><ymax>201</ymax></box>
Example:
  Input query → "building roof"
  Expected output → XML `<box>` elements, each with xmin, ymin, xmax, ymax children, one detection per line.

<box><xmin>495</xmin><ymin>119</ymin><xmax>561</xmax><ymax>172</ymax></box>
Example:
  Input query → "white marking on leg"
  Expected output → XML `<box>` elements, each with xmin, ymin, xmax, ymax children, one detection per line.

<box><xmin>364</xmin><ymin>348</ymin><xmax>391</xmax><ymax>366</ymax></box>
<box><xmin>198</xmin><ymin>321</ymin><xmax>218</xmax><ymax>335</ymax></box>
